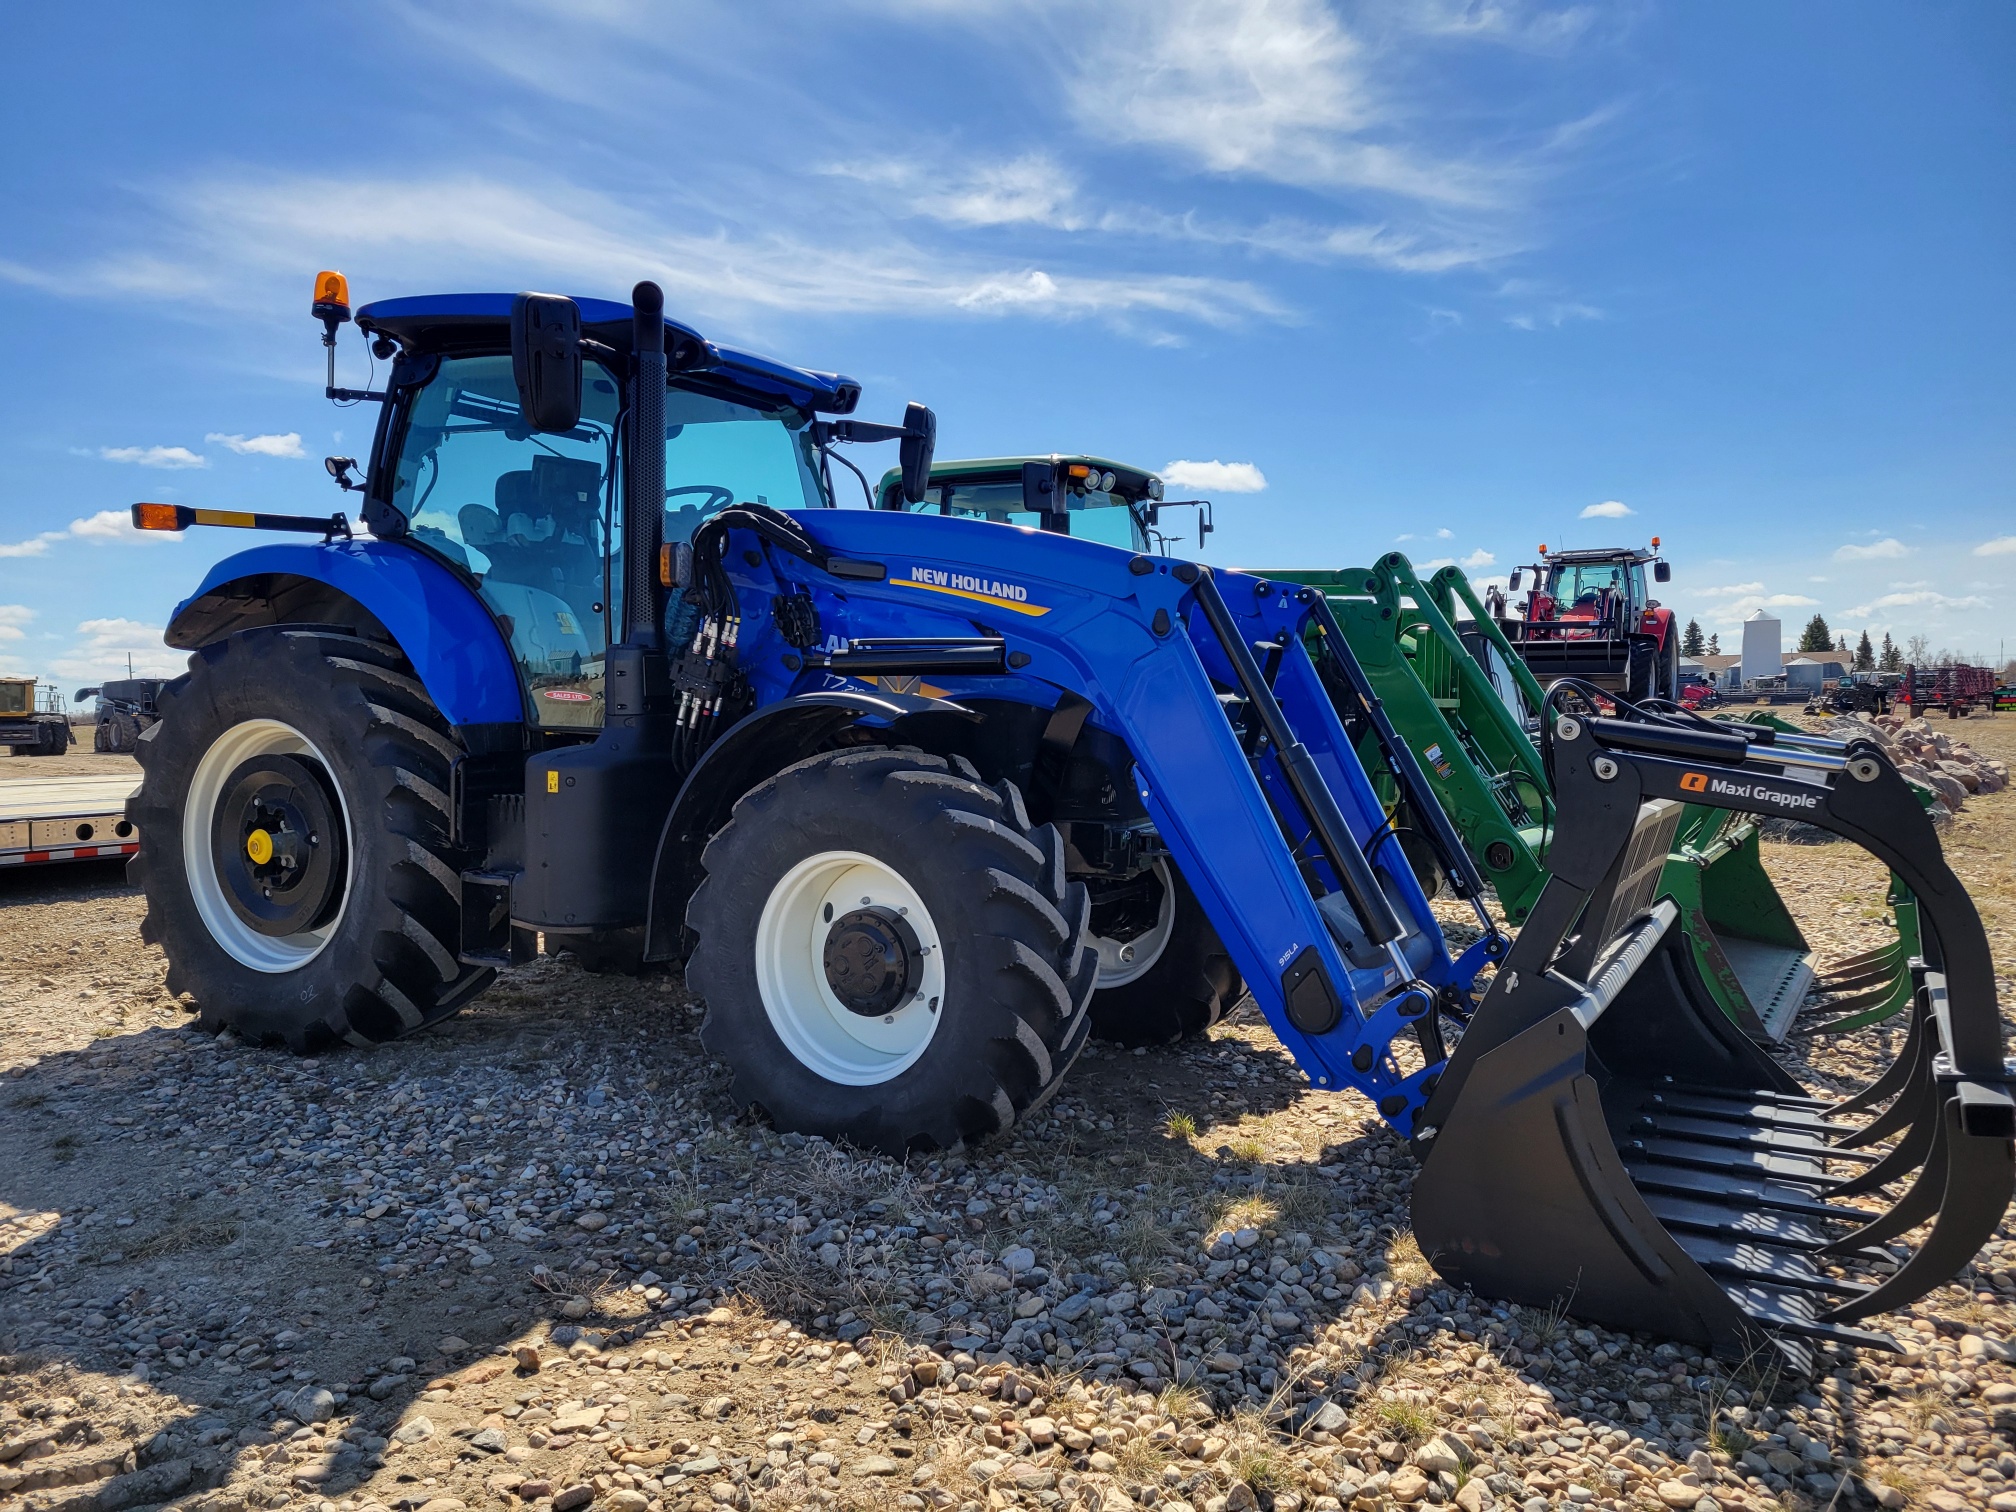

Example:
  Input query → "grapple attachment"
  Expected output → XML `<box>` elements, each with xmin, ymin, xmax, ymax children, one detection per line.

<box><xmin>1411</xmin><ymin>701</ymin><xmax>2013</xmax><ymax>1365</ymax></box>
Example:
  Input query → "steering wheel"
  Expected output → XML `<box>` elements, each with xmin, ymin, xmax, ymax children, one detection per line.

<box><xmin>666</xmin><ymin>485</ymin><xmax>735</xmax><ymax>513</ymax></box>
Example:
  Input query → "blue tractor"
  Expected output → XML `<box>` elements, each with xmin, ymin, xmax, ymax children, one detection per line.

<box><xmin>131</xmin><ymin>278</ymin><xmax>2010</xmax><ymax>1366</ymax></box>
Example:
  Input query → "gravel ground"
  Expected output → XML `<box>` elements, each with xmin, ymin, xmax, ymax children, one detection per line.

<box><xmin>2</xmin><ymin>721</ymin><xmax>2013</xmax><ymax>1512</ymax></box>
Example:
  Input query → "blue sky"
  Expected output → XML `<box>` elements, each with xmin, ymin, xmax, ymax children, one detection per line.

<box><xmin>3</xmin><ymin>1</ymin><xmax>2012</xmax><ymax>687</ymax></box>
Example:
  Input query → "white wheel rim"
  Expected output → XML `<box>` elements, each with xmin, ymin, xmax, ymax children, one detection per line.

<box><xmin>183</xmin><ymin>718</ymin><xmax>353</xmax><ymax>973</ymax></box>
<box><xmin>754</xmin><ymin>850</ymin><xmax>945</xmax><ymax>1086</ymax></box>
<box><xmin>1091</xmin><ymin>858</ymin><xmax>1177</xmax><ymax>989</ymax></box>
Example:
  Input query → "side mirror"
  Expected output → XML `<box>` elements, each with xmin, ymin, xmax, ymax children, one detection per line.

<box><xmin>898</xmin><ymin>402</ymin><xmax>937</xmax><ymax>504</ymax></box>
<box><xmin>1021</xmin><ymin>460</ymin><xmax>1056</xmax><ymax>516</ymax></box>
<box><xmin>1508</xmin><ymin>570</ymin><xmax>1522</xmax><ymax>591</ymax></box>
<box><xmin>510</xmin><ymin>293</ymin><xmax>583</xmax><ymax>434</ymax></box>
<box><xmin>1653</xmin><ymin>560</ymin><xmax>1671</xmax><ymax>583</ymax></box>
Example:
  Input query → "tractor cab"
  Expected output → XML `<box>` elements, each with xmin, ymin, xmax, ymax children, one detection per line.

<box><xmin>1498</xmin><ymin>540</ymin><xmax>1678</xmax><ymax>702</ymax></box>
<box><xmin>875</xmin><ymin>456</ymin><xmax>1159</xmax><ymax>552</ymax></box>
<box><xmin>349</xmin><ymin>294</ymin><xmax>850</xmax><ymax>729</ymax></box>
<box><xmin>1509</xmin><ymin>542</ymin><xmax>1667</xmax><ymax>637</ymax></box>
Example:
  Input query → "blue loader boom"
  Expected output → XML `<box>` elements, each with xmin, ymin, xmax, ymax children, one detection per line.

<box><xmin>130</xmin><ymin>280</ymin><xmax>2009</xmax><ymax>1369</ymax></box>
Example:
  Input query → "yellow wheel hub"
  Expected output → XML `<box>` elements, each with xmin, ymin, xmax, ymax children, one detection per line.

<box><xmin>245</xmin><ymin>828</ymin><xmax>275</xmax><ymax>866</ymax></box>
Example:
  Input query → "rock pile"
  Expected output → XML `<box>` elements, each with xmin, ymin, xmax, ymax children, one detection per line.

<box><xmin>1818</xmin><ymin>713</ymin><xmax>2009</xmax><ymax>814</ymax></box>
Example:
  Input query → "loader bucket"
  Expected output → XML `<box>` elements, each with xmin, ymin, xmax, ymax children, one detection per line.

<box><xmin>1412</xmin><ymin>707</ymin><xmax>2014</xmax><ymax>1366</ymax></box>
<box><xmin>1667</xmin><ymin>807</ymin><xmax>1815</xmax><ymax>1042</ymax></box>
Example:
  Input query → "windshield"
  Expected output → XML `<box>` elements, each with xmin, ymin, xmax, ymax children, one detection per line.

<box><xmin>1545</xmin><ymin>562</ymin><xmax>1630</xmax><ymax>608</ymax></box>
<box><xmin>892</xmin><ymin>476</ymin><xmax>1147</xmax><ymax>551</ymax></box>
<box><xmin>661</xmin><ymin>384</ymin><xmax>828</xmax><ymax>548</ymax></box>
<box><xmin>389</xmin><ymin>355</ymin><xmax>828</xmax><ymax>728</ymax></box>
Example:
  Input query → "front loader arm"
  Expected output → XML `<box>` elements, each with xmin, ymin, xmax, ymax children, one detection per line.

<box><xmin>730</xmin><ymin>511</ymin><xmax>1475</xmax><ymax>1132</ymax></box>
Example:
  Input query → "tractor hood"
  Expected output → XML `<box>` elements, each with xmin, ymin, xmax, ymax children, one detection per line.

<box><xmin>355</xmin><ymin>292</ymin><xmax>862</xmax><ymax>414</ymax></box>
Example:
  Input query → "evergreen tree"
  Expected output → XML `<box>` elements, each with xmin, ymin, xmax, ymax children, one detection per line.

<box><xmin>1681</xmin><ymin>618</ymin><xmax>1705</xmax><ymax>657</ymax></box>
<box><xmin>1878</xmin><ymin>632</ymin><xmax>1901</xmax><ymax>672</ymax></box>
<box><xmin>1836</xmin><ymin>634</ymin><xmax>1848</xmax><ymax>652</ymax></box>
<box><xmin>1797</xmin><ymin>613</ymin><xmax>1834</xmax><ymax>653</ymax></box>
<box><xmin>1707</xmin><ymin>632</ymin><xmax>1720</xmax><ymax>655</ymax></box>
<box><xmin>1854</xmin><ymin>629</ymin><xmax>1874</xmax><ymax>671</ymax></box>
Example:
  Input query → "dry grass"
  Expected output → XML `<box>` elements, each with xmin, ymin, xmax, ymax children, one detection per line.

<box><xmin>125</xmin><ymin>1216</ymin><xmax>239</xmax><ymax>1260</ymax></box>
<box><xmin>1384</xmin><ymin>1230</ymin><xmax>1433</xmax><ymax>1288</ymax></box>
<box><xmin>1163</xmin><ymin>1110</ymin><xmax>1198</xmax><ymax>1140</ymax></box>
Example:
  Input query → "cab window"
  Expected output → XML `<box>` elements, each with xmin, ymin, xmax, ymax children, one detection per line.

<box><xmin>390</xmin><ymin>355</ymin><xmax>620</xmax><ymax>729</ymax></box>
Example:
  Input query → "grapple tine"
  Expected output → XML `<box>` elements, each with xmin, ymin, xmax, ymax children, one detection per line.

<box><xmin>1822</xmin><ymin>1124</ymin><xmax>1949</xmax><ymax>1254</ymax></box>
<box><xmin>1836</xmin><ymin>1051</ymin><xmax>1936</xmax><ymax>1149</ymax></box>
<box><xmin>1823</xmin><ymin>1096</ymin><xmax>2016</xmax><ymax>1323</ymax></box>
<box><xmin>1822</xmin><ymin>1071</ymin><xmax>1940</xmax><ymax>1196</ymax></box>
<box><xmin>1414</xmin><ymin>719</ymin><xmax>2009</xmax><ymax>1362</ymax></box>
<box><xmin>1829</xmin><ymin>977</ymin><xmax>1929</xmax><ymax>1116</ymax></box>
<box><xmin>1795</xmin><ymin>973</ymin><xmax>1916</xmax><ymax>1037</ymax></box>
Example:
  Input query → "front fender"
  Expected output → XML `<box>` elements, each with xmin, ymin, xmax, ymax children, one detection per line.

<box><xmin>641</xmin><ymin>689</ymin><xmax>978</xmax><ymax>961</ymax></box>
<box><xmin>164</xmin><ymin>540</ymin><xmax>524</xmax><ymax>729</ymax></box>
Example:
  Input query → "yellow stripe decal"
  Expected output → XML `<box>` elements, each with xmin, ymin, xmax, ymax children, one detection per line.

<box><xmin>193</xmin><ymin>509</ymin><xmax>258</xmax><ymax>528</ymax></box>
<box><xmin>889</xmin><ymin>579</ymin><xmax>1052</xmax><ymax>616</ymax></box>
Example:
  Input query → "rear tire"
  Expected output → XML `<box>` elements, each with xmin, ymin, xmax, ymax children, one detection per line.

<box><xmin>128</xmin><ymin>627</ymin><xmax>494</xmax><ymax>1051</ymax></box>
<box><xmin>1086</xmin><ymin>860</ymin><xmax>1244</xmax><ymax>1047</ymax></box>
<box><xmin>688</xmin><ymin>748</ymin><xmax>1095</xmax><ymax>1154</ymax></box>
<box><xmin>1626</xmin><ymin>639</ymin><xmax>1659</xmax><ymax>704</ymax></box>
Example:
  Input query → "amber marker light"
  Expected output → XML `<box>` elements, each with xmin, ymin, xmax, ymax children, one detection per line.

<box><xmin>132</xmin><ymin>502</ymin><xmax>192</xmax><ymax>532</ymax></box>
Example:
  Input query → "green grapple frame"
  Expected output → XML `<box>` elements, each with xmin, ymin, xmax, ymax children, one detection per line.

<box><xmin>1267</xmin><ymin>555</ymin><xmax>1909</xmax><ymax>1042</ymax></box>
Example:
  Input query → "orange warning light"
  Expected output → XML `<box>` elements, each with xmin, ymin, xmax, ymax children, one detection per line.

<box><xmin>312</xmin><ymin>270</ymin><xmax>351</xmax><ymax>323</ymax></box>
<box><xmin>131</xmin><ymin>502</ymin><xmax>192</xmax><ymax>532</ymax></box>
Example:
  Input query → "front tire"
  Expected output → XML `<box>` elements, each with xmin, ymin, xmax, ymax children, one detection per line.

<box><xmin>128</xmin><ymin>628</ymin><xmax>494</xmax><ymax>1051</ymax></box>
<box><xmin>1085</xmin><ymin>860</ymin><xmax>1244</xmax><ymax>1047</ymax></box>
<box><xmin>688</xmin><ymin>748</ymin><xmax>1095</xmax><ymax>1154</ymax></box>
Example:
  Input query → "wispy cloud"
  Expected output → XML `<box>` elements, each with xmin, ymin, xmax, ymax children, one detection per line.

<box><xmin>0</xmin><ymin>174</ymin><xmax>1285</xmax><ymax>339</ymax></box>
<box><xmin>49</xmin><ymin>617</ymin><xmax>183</xmax><ymax>683</ymax></box>
<box><xmin>1461</xmin><ymin>548</ymin><xmax>1496</xmax><ymax>569</ymax></box>
<box><xmin>0</xmin><ymin>605</ymin><xmax>33</xmax><ymax>644</ymax></box>
<box><xmin>1058</xmin><ymin>0</ymin><xmax>1514</xmax><ymax>208</ymax></box>
<box><xmin>1505</xmin><ymin>300</ymin><xmax>1602</xmax><ymax>330</ymax></box>
<box><xmin>1845</xmin><ymin>588</ymin><xmax>1991</xmax><ymax>618</ymax></box>
<box><xmin>99</xmin><ymin>444</ymin><xmax>206</xmax><ymax>469</ymax></box>
<box><xmin>0</xmin><ymin>510</ymin><xmax>184</xmax><ymax>558</ymax></box>
<box><xmin>1833</xmin><ymin>537</ymin><xmax>1908</xmax><ymax>561</ymax></box>
<box><xmin>1973</xmin><ymin>535</ymin><xmax>2016</xmax><ymax>557</ymax></box>
<box><xmin>843</xmin><ymin>156</ymin><xmax>1514</xmax><ymax>273</ymax></box>
<box><xmin>207</xmin><ymin>431</ymin><xmax>306</xmax><ymax>458</ymax></box>
<box><xmin>1699</xmin><ymin>582</ymin><xmax>1765</xmax><ymax>597</ymax></box>
<box><xmin>1580</xmin><ymin>499</ymin><xmax>1632</xmax><ymax>518</ymax></box>
<box><xmin>1162</xmin><ymin>459</ymin><xmax>1267</xmax><ymax>493</ymax></box>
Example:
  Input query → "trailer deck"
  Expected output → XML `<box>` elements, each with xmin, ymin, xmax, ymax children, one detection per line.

<box><xmin>0</xmin><ymin>773</ymin><xmax>140</xmax><ymax>867</ymax></box>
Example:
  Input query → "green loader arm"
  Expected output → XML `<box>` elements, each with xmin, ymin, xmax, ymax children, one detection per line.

<box><xmin>1263</xmin><ymin>555</ymin><xmax>1914</xmax><ymax>1044</ymax></box>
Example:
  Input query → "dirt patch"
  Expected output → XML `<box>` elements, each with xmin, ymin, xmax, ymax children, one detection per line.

<box><xmin>1</xmin><ymin>733</ymin><xmax>2012</xmax><ymax>1512</ymax></box>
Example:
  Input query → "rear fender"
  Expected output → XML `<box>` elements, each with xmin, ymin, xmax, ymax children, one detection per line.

<box><xmin>640</xmin><ymin>689</ymin><xmax>980</xmax><ymax>961</ymax></box>
<box><xmin>163</xmin><ymin>541</ymin><xmax>524</xmax><ymax>729</ymax></box>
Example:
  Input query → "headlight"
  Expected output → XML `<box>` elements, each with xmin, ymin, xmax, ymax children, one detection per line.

<box><xmin>1147</xmin><ymin>477</ymin><xmax>1163</xmax><ymax>501</ymax></box>
<box><xmin>1099</xmin><ymin>470</ymin><xmax>1116</xmax><ymax>492</ymax></box>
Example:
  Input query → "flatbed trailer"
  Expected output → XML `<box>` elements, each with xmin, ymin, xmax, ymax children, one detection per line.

<box><xmin>0</xmin><ymin>774</ymin><xmax>141</xmax><ymax>868</ymax></box>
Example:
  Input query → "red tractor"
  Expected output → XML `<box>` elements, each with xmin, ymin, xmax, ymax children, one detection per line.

<box><xmin>1493</xmin><ymin>540</ymin><xmax>1677</xmax><ymax>704</ymax></box>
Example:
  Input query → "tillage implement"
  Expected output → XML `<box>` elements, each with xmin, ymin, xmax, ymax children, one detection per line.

<box><xmin>129</xmin><ymin>278</ymin><xmax>2011</xmax><ymax>1365</ymax></box>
